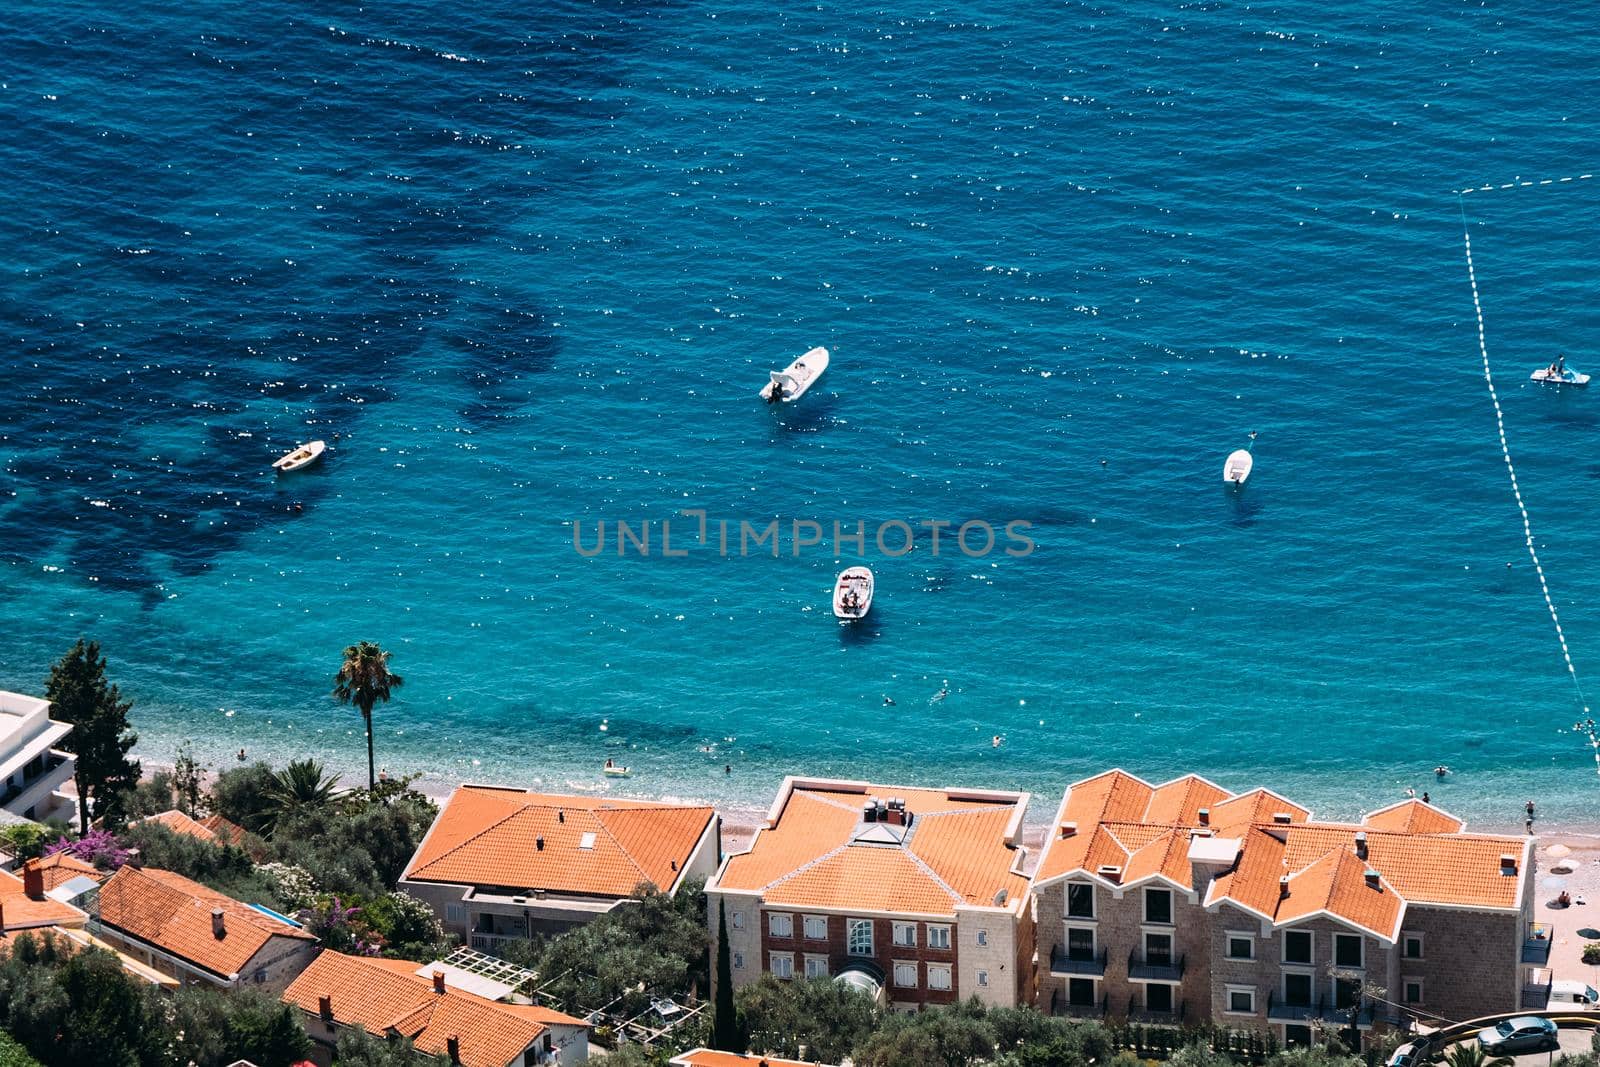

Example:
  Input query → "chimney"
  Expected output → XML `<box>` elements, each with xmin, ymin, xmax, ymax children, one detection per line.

<box><xmin>318</xmin><ymin>994</ymin><xmax>333</xmax><ymax>1020</ymax></box>
<box><xmin>446</xmin><ymin>1035</ymin><xmax>461</xmax><ymax>1065</ymax></box>
<box><xmin>536</xmin><ymin>836</ymin><xmax>544</xmax><ymax>851</ymax></box>
<box><xmin>432</xmin><ymin>970</ymin><xmax>446</xmax><ymax>994</ymax></box>
<box><xmin>1278</xmin><ymin>875</ymin><xmax>1291</xmax><ymax>900</ymax></box>
<box><xmin>1354</xmin><ymin>831</ymin><xmax>1368</xmax><ymax>859</ymax></box>
<box><xmin>862</xmin><ymin>802</ymin><xmax>877</xmax><ymax>823</ymax></box>
<box><xmin>0</xmin><ymin>901</ymin><xmax>6</xmax><ymax>931</ymax></box>
<box><xmin>211</xmin><ymin>907</ymin><xmax>226</xmax><ymax>938</ymax></box>
<box><xmin>1060</xmin><ymin>821</ymin><xmax>1078</xmax><ymax>838</ymax></box>
<box><xmin>1364</xmin><ymin>868</ymin><xmax>1381</xmax><ymax>889</ymax></box>
<box><xmin>670</xmin><ymin>860</ymin><xmax>678</xmax><ymax>872</ymax></box>
<box><xmin>557</xmin><ymin>810</ymin><xmax>565</xmax><ymax>823</ymax></box>
<box><xmin>1500</xmin><ymin>853</ymin><xmax>1518</xmax><ymax>875</ymax></box>
<box><xmin>1197</xmin><ymin>808</ymin><xmax>1210</xmax><ymax>826</ymax></box>
<box><xmin>21</xmin><ymin>864</ymin><xmax>43</xmax><ymax>901</ymax></box>
<box><xmin>1272</xmin><ymin>812</ymin><xmax>1293</xmax><ymax>825</ymax></box>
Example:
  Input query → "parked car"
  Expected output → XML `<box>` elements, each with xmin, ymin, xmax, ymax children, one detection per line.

<box><xmin>1550</xmin><ymin>980</ymin><xmax>1600</xmax><ymax>1008</ymax></box>
<box><xmin>1479</xmin><ymin>1017</ymin><xmax>1559</xmax><ymax>1054</ymax></box>
<box><xmin>1387</xmin><ymin>1038</ymin><xmax>1434</xmax><ymax>1067</ymax></box>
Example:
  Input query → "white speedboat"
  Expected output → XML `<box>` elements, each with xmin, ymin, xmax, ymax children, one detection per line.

<box><xmin>1223</xmin><ymin>449</ymin><xmax>1253</xmax><ymax>485</ymax></box>
<box><xmin>1531</xmin><ymin>364</ymin><xmax>1589</xmax><ymax>386</ymax></box>
<box><xmin>272</xmin><ymin>440</ymin><xmax>326</xmax><ymax>472</ymax></box>
<box><xmin>833</xmin><ymin>566</ymin><xmax>874</xmax><ymax>620</ymax></box>
<box><xmin>602</xmin><ymin>761</ymin><xmax>631</xmax><ymax>778</ymax></box>
<box><xmin>760</xmin><ymin>346</ymin><xmax>830</xmax><ymax>403</ymax></box>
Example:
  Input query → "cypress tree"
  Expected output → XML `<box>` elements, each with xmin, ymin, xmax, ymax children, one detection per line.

<box><xmin>712</xmin><ymin>898</ymin><xmax>744</xmax><ymax>1051</ymax></box>
<box><xmin>46</xmin><ymin>639</ymin><xmax>141</xmax><ymax>833</ymax></box>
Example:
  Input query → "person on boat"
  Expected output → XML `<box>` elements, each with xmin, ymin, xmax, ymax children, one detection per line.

<box><xmin>768</xmin><ymin>378</ymin><xmax>785</xmax><ymax>403</ymax></box>
<box><xmin>604</xmin><ymin>758</ymin><xmax>615</xmax><ymax>770</ymax></box>
<box><xmin>1558</xmin><ymin>355</ymin><xmax>1567</xmax><ymax>376</ymax></box>
<box><xmin>1434</xmin><ymin>765</ymin><xmax>1449</xmax><ymax>778</ymax></box>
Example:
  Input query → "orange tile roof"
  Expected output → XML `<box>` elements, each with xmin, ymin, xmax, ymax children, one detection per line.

<box><xmin>284</xmin><ymin>951</ymin><xmax>584</xmax><ymax>1067</ymax></box>
<box><xmin>1041</xmin><ymin>770</ymin><xmax>1528</xmax><ymax>939</ymax></box>
<box><xmin>97</xmin><ymin>866</ymin><xmax>313</xmax><ymax>979</ymax></box>
<box><xmin>672</xmin><ymin>1050</ymin><xmax>840</xmax><ymax>1067</ymax></box>
<box><xmin>0</xmin><ymin>869</ymin><xmax>87</xmax><ymax>932</ymax></box>
<box><xmin>715</xmin><ymin>779</ymin><xmax>1028</xmax><ymax>917</ymax></box>
<box><xmin>200</xmin><ymin>814</ymin><xmax>250</xmax><ymax>847</ymax></box>
<box><xmin>25</xmin><ymin>854</ymin><xmax>105</xmax><ymax>891</ymax></box>
<box><xmin>137</xmin><ymin>809</ymin><xmax>221</xmax><ymax>843</ymax></box>
<box><xmin>404</xmin><ymin>787</ymin><xmax>716</xmax><ymax>898</ymax></box>
<box><xmin>1362</xmin><ymin>800</ymin><xmax>1465</xmax><ymax>835</ymax></box>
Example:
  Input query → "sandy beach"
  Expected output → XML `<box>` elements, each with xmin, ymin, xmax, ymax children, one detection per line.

<box><xmin>1532</xmin><ymin>832</ymin><xmax>1600</xmax><ymax>992</ymax></box>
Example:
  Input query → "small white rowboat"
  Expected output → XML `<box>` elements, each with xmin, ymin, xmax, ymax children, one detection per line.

<box><xmin>272</xmin><ymin>440</ymin><xmax>326</xmax><ymax>473</ymax></box>
<box><xmin>1223</xmin><ymin>449</ymin><xmax>1253</xmax><ymax>485</ymax></box>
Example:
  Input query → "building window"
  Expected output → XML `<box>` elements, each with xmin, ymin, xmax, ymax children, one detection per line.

<box><xmin>848</xmin><ymin>919</ymin><xmax>873</xmax><ymax>956</ymax></box>
<box><xmin>1227</xmin><ymin>934</ymin><xmax>1253</xmax><ymax>960</ymax></box>
<box><xmin>1334</xmin><ymin>976</ymin><xmax>1362</xmax><ymax>1011</ymax></box>
<box><xmin>445</xmin><ymin>904</ymin><xmax>467</xmax><ymax>924</ymax></box>
<box><xmin>893</xmin><ymin>922</ymin><xmax>917</xmax><ymax>948</ymax></box>
<box><xmin>769</xmin><ymin>913</ymin><xmax>794</xmax><ymax>938</ymax></box>
<box><xmin>1227</xmin><ymin>986</ymin><xmax>1255</xmax><ymax>1014</ymax></box>
<box><xmin>1283</xmin><ymin>930</ymin><xmax>1312</xmax><ymax>965</ymax></box>
<box><xmin>1334</xmin><ymin>933</ymin><xmax>1363</xmax><ymax>969</ymax></box>
<box><xmin>1067</xmin><ymin>927</ymin><xmax>1096</xmax><ymax>961</ymax></box>
<box><xmin>804</xmin><ymin>955</ymin><xmax>828</xmax><ymax>979</ymax></box>
<box><xmin>804</xmin><ymin>915</ymin><xmax>827</xmax><ymax>940</ymax></box>
<box><xmin>731</xmin><ymin>911</ymin><xmax>744</xmax><ymax>930</ymax></box>
<box><xmin>1283</xmin><ymin>972</ymin><xmax>1313</xmax><ymax>1007</ymax></box>
<box><xmin>1144</xmin><ymin>932</ymin><xmax>1173</xmax><ymax>967</ymax></box>
<box><xmin>1068</xmin><ymin>978</ymin><xmax>1096</xmax><ymax>1006</ymax></box>
<box><xmin>977</xmin><ymin>969</ymin><xmax>990</xmax><ymax>987</ymax></box>
<box><xmin>1144</xmin><ymin>888</ymin><xmax>1172</xmax><ymax>924</ymax></box>
<box><xmin>1146</xmin><ymin>982</ymin><xmax>1174</xmax><ymax>1013</ymax></box>
<box><xmin>733</xmin><ymin>952</ymin><xmax>744</xmax><ymax>969</ymax></box>
<box><xmin>1067</xmin><ymin>883</ymin><xmax>1095</xmax><ymax>919</ymax></box>
<box><xmin>928</xmin><ymin>964</ymin><xmax>953</xmax><ymax>991</ymax></box>
<box><xmin>894</xmin><ymin>961</ymin><xmax>918</xmax><ymax>988</ymax></box>
<box><xmin>770</xmin><ymin>953</ymin><xmax>793</xmax><ymax>979</ymax></box>
<box><xmin>1404</xmin><ymin>980</ymin><xmax>1423</xmax><ymax>1005</ymax></box>
<box><xmin>1285</xmin><ymin>1025</ymin><xmax>1312</xmax><ymax>1048</ymax></box>
<box><xmin>1402</xmin><ymin>933</ymin><xmax>1423</xmax><ymax>960</ymax></box>
<box><xmin>927</xmin><ymin>925</ymin><xmax>951</xmax><ymax>950</ymax></box>
<box><xmin>977</xmin><ymin>930</ymin><xmax>988</xmax><ymax>946</ymax></box>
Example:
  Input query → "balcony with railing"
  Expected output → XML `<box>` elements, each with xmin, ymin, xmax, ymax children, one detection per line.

<box><xmin>1523</xmin><ymin>922</ymin><xmax>1553</xmax><ymax>965</ymax></box>
<box><xmin>1127</xmin><ymin>995</ymin><xmax>1186</xmax><ymax>1025</ymax></box>
<box><xmin>1050</xmin><ymin>945</ymin><xmax>1107</xmax><ymax>977</ymax></box>
<box><xmin>1128</xmin><ymin>949</ymin><xmax>1185</xmax><ymax>982</ymax></box>
<box><xmin>468</xmin><ymin>931</ymin><xmax>524</xmax><ymax>953</ymax></box>
<box><xmin>1267</xmin><ymin>991</ymin><xmax>1320</xmax><ymax>1023</ymax></box>
<box><xmin>1050</xmin><ymin>987</ymin><xmax>1108</xmax><ymax>1019</ymax></box>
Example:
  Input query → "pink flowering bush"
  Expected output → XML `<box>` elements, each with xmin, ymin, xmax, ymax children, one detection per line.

<box><xmin>44</xmin><ymin>828</ymin><xmax>132</xmax><ymax>869</ymax></box>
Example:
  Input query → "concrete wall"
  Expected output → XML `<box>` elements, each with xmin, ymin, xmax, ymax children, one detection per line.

<box><xmin>956</xmin><ymin>902</ymin><xmax>1025</xmax><ymax>1008</ymax></box>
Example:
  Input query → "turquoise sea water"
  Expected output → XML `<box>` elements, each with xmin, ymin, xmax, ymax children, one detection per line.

<box><xmin>4</xmin><ymin>1</ymin><xmax>1600</xmax><ymax>830</ymax></box>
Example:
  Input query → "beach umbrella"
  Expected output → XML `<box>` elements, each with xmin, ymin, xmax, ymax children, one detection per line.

<box><xmin>1541</xmin><ymin>875</ymin><xmax>1568</xmax><ymax>891</ymax></box>
<box><xmin>1547</xmin><ymin>843</ymin><xmax>1573</xmax><ymax>859</ymax></box>
<box><xmin>1578</xmin><ymin>927</ymin><xmax>1600</xmax><ymax>939</ymax></box>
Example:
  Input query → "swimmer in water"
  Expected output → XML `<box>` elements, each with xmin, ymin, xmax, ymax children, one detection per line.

<box><xmin>882</xmin><ymin>695</ymin><xmax>896</xmax><ymax>706</ymax></box>
<box><xmin>992</xmin><ymin>735</ymin><xmax>1004</xmax><ymax>748</ymax></box>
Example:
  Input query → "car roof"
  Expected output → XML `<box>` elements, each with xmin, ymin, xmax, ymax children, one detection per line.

<box><xmin>1505</xmin><ymin>1017</ymin><xmax>1553</xmax><ymax>1027</ymax></box>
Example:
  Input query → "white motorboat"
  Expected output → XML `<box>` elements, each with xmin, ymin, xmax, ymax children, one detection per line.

<box><xmin>272</xmin><ymin>440</ymin><xmax>326</xmax><ymax>472</ymax></box>
<box><xmin>1531</xmin><ymin>364</ymin><xmax>1589</xmax><ymax>386</ymax></box>
<box><xmin>760</xmin><ymin>346</ymin><xmax>830</xmax><ymax>403</ymax></box>
<box><xmin>833</xmin><ymin>566</ymin><xmax>874</xmax><ymax>620</ymax></box>
<box><xmin>602</xmin><ymin>761</ymin><xmax>631</xmax><ymax>778</ymax></box>
<box><xmin>1223</xmin><ymin>449</ymin><xmax>1253</xmax><ymax>485</ymax></box>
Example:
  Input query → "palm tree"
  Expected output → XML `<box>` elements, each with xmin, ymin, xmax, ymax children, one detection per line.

<box><xmin>261</xmin><ymin>758</ymin><xmax>340</xmax><ymax>835</ymax></box>
<box><xmin>1445</xmin><ymin>1042</ymin><xmax>1514</xmax><ymax>1067</ymax></box>
<box><xmin>333</xmin><ymin>641</ymin><xmax>403</xmax><ymax>790</ymax></box>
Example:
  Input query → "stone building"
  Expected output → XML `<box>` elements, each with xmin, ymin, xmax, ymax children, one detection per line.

<box><xmin>706</xmin><ymin>777</ymin><xmax>1034</xmax><ymax>1011</ymax></box>
<box><xmin>398</xmin><ymin>785</ymin><xmax>720</xmax><ymax>948</ymax></box>
<box><xmin>1032</xmin><ymin>770</ymin><xmax>1536</xmax><ymax>1046</ymax></box>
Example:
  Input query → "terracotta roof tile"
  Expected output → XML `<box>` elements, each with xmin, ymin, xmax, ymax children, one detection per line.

<box><xmin>1121</xmin><ymin>829</ymin><xmax>1194</xmax><ymax>890</ymax></box>
<box><xmin>25</xmin><ymin>854</ymin><xmax>105</xmax><ymax>891</ymax></box>
<box><xmin>404</xmin><ymin>787</ymin><xmax>714</xmax><ymax>899</ymax></box>
<box><xmin>1362</xmin><ymin>800</ymin><xmax>1465</xmax><ymax>835</ymax></box>
<box><xmin>714</xmin><ymin>780</ymin><xmax>1027</xmax><ymax>917</ymax></box>
<box><xmin>137</xmin><ymin>809</ymin><xmax>220</xmax><ymax>843</ymax></box>
<box><xmin>1143</xmin><ymin>775</ymin><xmax>1231</xmax><ymax>826</ymax></box>
<box><xmin>672</xmin><ymin>1050</ymin><xmax>840</xmax><ymax>1067</ymax></box>
<box><xmin>97</xmin><ymin>866</ymin><xmax>313</xmax><ymax>978</ymax></box>
<box><xmin>0</xmin><ymin>867</ymin><xmax>87</xmax><ymax>932</ymax></box>
<box><xmin>1273</xmin><ymin>848</ymin><xmax>1403</xmax><ymax>938</ymax></box>
<box><xmin>284</xmin><ymin>951</ymin><xmax>576</xmax><ymax>1067</ymax></box>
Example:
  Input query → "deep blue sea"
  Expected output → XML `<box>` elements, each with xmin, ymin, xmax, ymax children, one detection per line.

<box><xmin>4</xmin><ymin>1</ymin><xmax>1600</xmax><ymax>831</ymax></box>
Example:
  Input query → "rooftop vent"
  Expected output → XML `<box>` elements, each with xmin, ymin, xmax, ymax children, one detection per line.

<box><xmin>432</xmin><ymin>970</ymin><xmax>446</xmax><ymax>994</ymax></box>
<box><xmin>1197</xmin><ymin>808</ymin><xmax>1210</xmax><ymax>826</ymax></box>
<box><xmin>1278</xmin><ymin>875</ymin><xmax>1291</xmax><ymax>900</ymax></box>
<box><xmin>558</xmin><ymin>810</ymin><xmax>565</xmax><ymax>823</ymax></box>
<box><xmin>1272</xmin><ymin>812</ymin><xmax>1293</xmax><ymax>825</ymax></box>
<box><xmin>1500</xmin><ymin>853</ymin><xmax>1518</xmax><ymax>875</ymax></box>
<box><xmin>1364</xmin><ymin>868</ymin><xmax>1381</xmax><ymax>889</ymax></box>
<box><xmin>994</xmin><ymin>889</ymin><xmax>1009</xmax><ymax>906</ymax></box>
<box><xmin>1060</xmin><ymin>821</ymin><xmax>1078</xmax><ymax>838</ymax></box>
<box><xmin>1354</xmin><ymin>831</ymin><xmax>1368</xmax><ymax>859</ymax></box>
<box><xmin>447</xmin><ymin>1035</ymin><xmax>461</xmax><ymax>1065</ymax></box>
<box><xmin>536</xmin><ymin>836</ymin><xmax>545</xmax><ymax>851</ymax></box>
<box><xmin>1096</xmin><ymin>865</ymin><xmax>1123</xmax><ymax>880</ymax></box>
<box><xmin>211</xmin><ymin>907</ymin><xmax>226</xmax><ymax>938</ymax></box>
<box><xmin>318</xmin><ymin>994</ymin><xmax>333</xmax><ymax>1021</ymax></box>
<box><xmin>862</xmin><ymin>802</ymin><xmax>878</xmax><ymax>823</ymax></box>
<box><xmin>579</xmin><ymin>832</ymin><xmax>596</xmax><ymax>850</ymax></box>
<box><xmin>670</xmin><ymin>859</ymin><xmax>678</xmax><ymax>872</ymax></box>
